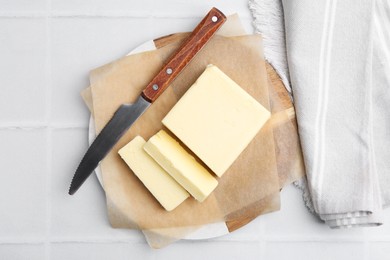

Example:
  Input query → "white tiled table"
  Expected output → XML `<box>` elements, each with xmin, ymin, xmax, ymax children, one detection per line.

<box><xmin>1</xmin><ymin>1</ymin><xmax>389</xmax><ymax>259</ymax></box>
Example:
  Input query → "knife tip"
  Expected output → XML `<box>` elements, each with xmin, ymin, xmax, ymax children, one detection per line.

<box><xmin>68</xmin><ymin>187</ymin><xmax>75</xmax><ymax>195</ymax></box>
<box><xmin>68</xmin><ymin>176</ymin><xmax>78</xmax><ymax>195</ymax></box>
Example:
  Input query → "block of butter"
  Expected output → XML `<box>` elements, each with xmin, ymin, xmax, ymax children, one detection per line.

<box><xmin>118</xmin><ymin>136</ymin><xmax>189</xmax><ymax>211</ymax></box>
<box><xmin>144</xmin><ymin>130</ymin><xmax>218</xmax><ymax>202</ymax></box>
<box><xmin>162</xmin><ymin>65</ymin><xmax>271</xmax><ymax>177</ymax></box>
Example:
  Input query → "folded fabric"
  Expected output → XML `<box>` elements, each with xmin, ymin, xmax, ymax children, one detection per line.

<box><xmin>250</xmin><ymin>0</ymin><xmax>390</xmax><ymax>228</ymax></box>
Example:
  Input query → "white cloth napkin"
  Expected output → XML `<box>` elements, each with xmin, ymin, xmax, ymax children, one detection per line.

<box><xmin>250</xmin><ymin>0</ymin><xmax>390</xmax><ymax>228</ymax></box>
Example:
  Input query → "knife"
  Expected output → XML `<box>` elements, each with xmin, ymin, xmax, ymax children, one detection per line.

<box><xmin>69</xmin><ymin>7</ymin><xmax>226</xmax><ymax>195</ymax></box>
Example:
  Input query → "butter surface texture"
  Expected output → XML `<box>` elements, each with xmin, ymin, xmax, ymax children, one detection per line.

<box><xmin>143</xmin><ymin>130</ymin><xmax>218</xmax><ymax>202</ymax></box>
<box><xmin>162</xmin><ymin>65</ymin><xmax>271</xmax><ymax>177</ymax></box>
<box><xmin>118</xmin><ymin>136</ymin><xmax>189</xmax><ymax>211</ymax></box>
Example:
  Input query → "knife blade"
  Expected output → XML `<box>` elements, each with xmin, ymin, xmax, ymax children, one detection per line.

<box><xmin>69</xmin><ymin>7</ymin><xmax>226</xmax><ymax>195</ymax></box>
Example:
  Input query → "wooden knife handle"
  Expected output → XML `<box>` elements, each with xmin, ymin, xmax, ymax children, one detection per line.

<box><xmin>141</xmin><ymin>7</ymin><xmax>226</xmax><ymax>102</ymax></box>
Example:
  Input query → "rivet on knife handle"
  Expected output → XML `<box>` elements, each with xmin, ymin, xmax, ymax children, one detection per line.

<box><xmin>141</xmin><ymin>7</ymin><xmax>226</xmax><ymax>102</ymax></box>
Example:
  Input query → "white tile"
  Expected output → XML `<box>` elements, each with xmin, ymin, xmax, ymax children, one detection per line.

<box><xmin>153</xmin><ymin>241</ymin><xmax>261</xmax><ymax>259</ymax></box>
<box><xmin>0</xmin><ymin>244</ymin><xmax>45</xmax><ymax>260</ymax></box>
<box><xmin>262</xmin><ymin>185</ymin><xmax>367</xmax><ymax>240</ymax></box>
<box><xmin>51</xmin><ymin>0</ymin><xmax>153</xmax><ymax>14</ymax></box>
<box><xmin>0</xmin><ymin>129</ymin><xmax>47</xmax><ymax>239</ymax></box>
<box><xmin>50</xmin><ymin>242</ymin><xmax>154</xmax><ymax>260</ymax></box>
<box><xmin>0</xmin><ymin>18</ymin><xmax>46</xmax><ymax>124</ymax></box>
<box><xmin>50</xmin><ymin>129</ymin><xmax>141</xmax><ymax>240</ymax></box>
<box><xmin>150</xmin><ymin>3</ymin><xmax>254</xmax><ymax>41</ymax></box>
<box><xmin>50</xmin><ymin>17</ymin><xmax>153</xmax><ymax>125</ymax></box>
<box><xmin>369</xmin><ymin>242</ymin><xmax>390</xmax><ymax>260</ymax></box>
<box><xmin>0</xmin><ymin>0</ymin><xmax>46</xmax><ymax>12</ymax></box>
<box><xmin>150</xmin><ymin>15</ymin><xmax>254</xmax><ymax>43</ymax></box>
<box><xmin>50</xmin><ymin>0</ymin><xmax>250</xmax><ymax>18</ymax></box>
<box><xmin>152</xmin><ymin>0</ymin><xmax>252</xmax><ymax>19</ymax></box>
<box><xmin>266</xmin><ymin>242</ymin><xmax>366</xmax><ymax>260</ymax></box>
<box><xmin>151</xmin><ymin>17</ymin><xmax>200</xmax><ymax>39</ymax></box>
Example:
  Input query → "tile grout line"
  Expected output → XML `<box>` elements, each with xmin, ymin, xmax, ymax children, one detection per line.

<box><xmin>44</xmin><ymin>1</ymin><xmax>52</xmax><ymax>126</ymax></box>
<box><xmin>0</xmin><ymin>11</ymin><xmax>251</xmax><ymax>19</ymax></box>
<box><xmin>364</xmin><ymin>241</ymin><xmax>370</xmax><ymax>260</ymax></box>
<box><xmin>44</xmin><ymin>0</ymin><xmax>52</xmax><ymax>258</ymax></box>
<box><xmin>0</xmin><ymin>239</ymin><xmax>46</xmax><ymax>244</ymax></box>
<box><xmin>259</xmin><ymin>218</ymin><xmax>267</xmax><ymax>259</ymax></box>
<box><xmin>0</xmin><ymin>124</ymin><xmax>88</xmax><ymax>129</ymax></box>
<box><xmin>261</xmin><ymin>236</ymin><xmax>371</xmax><ymax>242</ymax></box>
<box><xmin>45</xmin><ymin>130</ymin><xmax>53</xmax><ymax>259</ymax></box>
<box><xmin>50</xmin><ymin>238</ymin><xmax>147</xmax><ymax>244</ymax></box>
<box><xmin>0</xmin><ymin>237</ymin><xmax>145</xmax><ymax>245</ymax></box>
<box><xmin>364</xmin><ymin>229</ymin><xmax>370</xmax><ymax>260</ymax></box>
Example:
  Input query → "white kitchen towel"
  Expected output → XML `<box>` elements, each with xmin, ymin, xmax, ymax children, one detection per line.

<box><xmin>250</xmin><ymin>0</ymin><xmax>390</xmax><ymax>228</ymax></box>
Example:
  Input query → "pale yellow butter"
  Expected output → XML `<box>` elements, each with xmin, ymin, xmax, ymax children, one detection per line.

<box><xmin>162</xmin><ymin>65</ymin><xmax>271</xmax><ymax>177</ymax></box>
<box><xmin>143</xmin><ymin>130</ymin><xmax>218</xmax><ymax>202</ymax></box>
<box><xmin>118</xmin><ymin>136</ymin><xmax>189</xmax><ymax>211</ymax></box>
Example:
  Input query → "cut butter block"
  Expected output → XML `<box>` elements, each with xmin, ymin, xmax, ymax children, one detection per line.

<box><xmin>162</xmin><ymin>64</ymin><xmax>271</xmax><ymax>177</ymax></box>
<box><xmin>118</xmin><ymin>136</ymin><xmax>189</xmax><ymax>211</ymax></box>
<box><xmin>143</xmin><ymin>130</ymin><xmax>218</xmax><ymax>202</ymax></box>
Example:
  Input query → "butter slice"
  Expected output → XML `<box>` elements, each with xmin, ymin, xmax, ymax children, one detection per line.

<box><xmin>162</xmin><ymin>65</ymin><xmax>271</xmax><ymax>177</ymax></box>
<box><xmin>118</xmin><ymin>136</ymin><xmax>189</xmax><ymax>211</ymax></box>
<box><xmin>144</xmin><ymin>130</ymin><xmax>218</xmax><ymax>202</ymax></box>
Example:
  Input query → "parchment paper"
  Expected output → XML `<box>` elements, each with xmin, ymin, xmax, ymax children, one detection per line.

<box><xmin>81</xmin><ymin>17</ymin><xmax>304</xmax><ymax>248</ymax></box>
<box><xmin>90</xmin><ymin>33</ymin><xmax>279</xmax><ymax>227</ymax></box>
